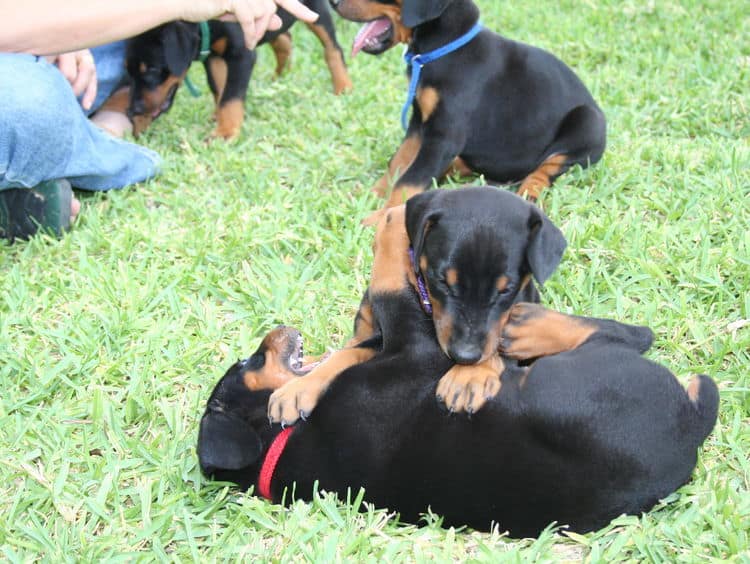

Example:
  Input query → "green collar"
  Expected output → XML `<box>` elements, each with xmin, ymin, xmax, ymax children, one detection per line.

<box><xmin>184</xmin><ymin>22</ymin><xmax>211</xmax><ymax>98</ymax></box>
<box><xmin>197</xmin><ymin>21</ymin><xmax>211</xmax><ymax>62</ymax></box>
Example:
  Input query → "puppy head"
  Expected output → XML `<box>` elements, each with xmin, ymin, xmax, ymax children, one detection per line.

<box><xmin>405</xmin><ymin>187</ymin><xmax>566</xmax><ymax>364</ymax></box>
<box><xmin>197</xmin><ymin>326</ymin><xmax>310</xmax><ymax>489</ymax></box>
<box><xmin>125</xmin><ymin>22</ymin><xmax>199</xmax><ymax>135</ymax></box>
<box><xmin>331</xmin><ymin>0</ymin><xmax>453</xmax><ymax>55</ymax></box>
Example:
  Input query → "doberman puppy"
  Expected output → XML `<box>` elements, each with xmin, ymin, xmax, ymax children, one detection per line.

<box><xmin>268</xmin><ymin>187</ymin><xmax>565</xmax><ymax>422</ymax></box>
<box><xmin>124</xmin><ymin>0</ymin><xmax>352</xmax><ymax>139</ymax></box>
<box><xmin>329</xmin><ymin>0</ymin><xmax>606</xmax><ymax>218</ymax></box>
<box><xmin>198</xmin><ymin>285</ymin><xmax>718</xmax><ymax>536</ymax></box>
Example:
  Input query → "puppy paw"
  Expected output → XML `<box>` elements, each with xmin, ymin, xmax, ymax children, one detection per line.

<box><xmin>207</xmin><ymin>126</ymin><xmax>240</xmax><ymax>142</ymax></box>
<box><xmin>500</xmin><ymin>302</ymin><xmax>548</xmax><ymax>359</ymax></box>
<box><xmin>436</xmin><ymin>364</ymin><xmax>502</xmax><ymax>414</ymax></box>
<box><xmin>268</xmin><ymin>377</ymin><xmax>325</xmax><ymax>426</ymax></box>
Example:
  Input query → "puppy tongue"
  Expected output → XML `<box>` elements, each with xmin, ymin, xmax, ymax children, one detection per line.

<box><xmin>352</xmin><ymin>18</ymin><xmax>391</xmax><ymax>57</ymax></box>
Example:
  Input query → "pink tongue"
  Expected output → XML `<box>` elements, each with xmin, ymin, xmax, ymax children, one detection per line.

<box><xmin>352</xmin><ymin>18</ymin><xmax>391</xmax><ymax>57</ymax></box>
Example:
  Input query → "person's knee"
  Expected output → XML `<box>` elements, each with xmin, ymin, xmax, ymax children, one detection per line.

<box><xmin>0</xmin><ymin>54</ymin><xmax>78</xmax><ymax>134</ymax></box>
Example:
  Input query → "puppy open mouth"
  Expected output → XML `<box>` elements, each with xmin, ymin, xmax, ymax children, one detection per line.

<box><xmin>151</xmin><ymin>83</ymin><xmax>179</xmax><ymax>119</ymax></box>
<box><xmin>282</xmin><ymin>332</ymin><xmax>328</xmax><ymax>376</ymax></box>
<box><xmin>352</xmin><ymin>17</ymin><xmax>394</xmax><ymax>56</ymax></box>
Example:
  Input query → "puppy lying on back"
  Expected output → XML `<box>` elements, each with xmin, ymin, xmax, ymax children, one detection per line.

<box><xmin>125</xmin><ymin>1</ymin><xmax>351</xmax><ymax>139</ymax></box>
<box><xmin>330</xmin><ymin>0</ymin><xmax>606</xmax><ymax>219</ymax></box>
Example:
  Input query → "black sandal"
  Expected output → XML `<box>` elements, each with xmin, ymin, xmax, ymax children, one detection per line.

<box><xmin>0</xmin><ymin>179</ymin><xmax>73</xmax><ymax>242</ymax></box>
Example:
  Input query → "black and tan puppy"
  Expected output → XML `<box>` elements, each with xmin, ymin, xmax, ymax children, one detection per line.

<box><xmin>330</xmin><ymin>0</ymin><xmax>606</xmax><ymax>217</ymax></box>
<box><xmin>198</xmin><ymin>296</ymin><xmax>718</xmax><ymax>536</ymax></box>
<box><xmin>267</xmin><ymin>187</ymin><xmax>565</xmax><ymax>422</ymax></box>
<box><xmin>125</xmin><ymin>1</ymin><xmax>351</xmax><ymax>139</ymax></box>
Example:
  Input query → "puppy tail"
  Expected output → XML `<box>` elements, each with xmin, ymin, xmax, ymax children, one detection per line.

<box><xmin>685</xmin><ymin>374</ymin><xmax>720</xmax><ymax>446</ymax></box>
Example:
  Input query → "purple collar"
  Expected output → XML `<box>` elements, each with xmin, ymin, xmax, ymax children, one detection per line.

<box><xmin>408</xmin><ymin>247</ymin><xmax>433</xmax><ymax>315</ymax></box>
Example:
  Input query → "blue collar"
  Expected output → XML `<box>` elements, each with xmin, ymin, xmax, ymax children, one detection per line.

<box><xmin>401</xmin><ymin>22</ymin><xmax>483</xmax><ymax>130</ymax></box>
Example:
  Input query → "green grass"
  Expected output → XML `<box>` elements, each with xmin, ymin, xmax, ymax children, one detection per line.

<box><xmin>1</xmin><ymin>0</ymin><xmax>748</xmax><ymax>560</ymax></box>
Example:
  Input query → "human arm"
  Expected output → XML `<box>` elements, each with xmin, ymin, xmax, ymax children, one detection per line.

<box><xmin>0</xmin><ymin>0</ymin><xmax>318</xmax><ymax>55</ymax></box>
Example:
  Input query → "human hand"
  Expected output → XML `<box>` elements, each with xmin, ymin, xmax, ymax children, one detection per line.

<box><xmin>181</xmin><ymin>0</ymin><xmax>319</xmax><ymax>50</ymax></box>
<box><xmin>46</xmin><ymin>49</ymin><xmax>98</xmax><ymax>110</ymax></box>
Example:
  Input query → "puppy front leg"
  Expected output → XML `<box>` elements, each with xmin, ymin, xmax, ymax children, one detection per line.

<box><xmin>436</xmin><ymin>353</ymin><xmax>505</xmax><ymax>414</ymax></box>
<box><xmin>210</xmin><ymin>49</ymin><xmax>256</xmax><ymax>140</ymax></box>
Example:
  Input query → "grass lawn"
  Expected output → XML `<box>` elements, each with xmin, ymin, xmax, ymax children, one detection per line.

<box><xmin>1</xmin><ymin>0</ymin><xmax>748</xmax><ymax>560</ymax></box>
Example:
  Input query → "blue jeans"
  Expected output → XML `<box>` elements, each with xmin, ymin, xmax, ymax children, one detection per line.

<box><xmin>0</xmin><ymin>42</ymin><xmax>160</xmax><ymax>191</ymax></box>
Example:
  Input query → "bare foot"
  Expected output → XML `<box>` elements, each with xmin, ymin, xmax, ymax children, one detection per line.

<box><xmin>91</xmin><ymin>110</ymin><xmax>132</xmax><ymax>138</ymax></box>
<box><xmin>71</xmin><ymin>197</ymin><xmax>81</xmax><ymax>223</ymax></box>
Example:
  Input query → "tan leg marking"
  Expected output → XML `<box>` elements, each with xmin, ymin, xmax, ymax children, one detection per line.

<box><xmin>269</xmin><ymin>32</ymin><xmax>293</xmax><ymax>76</ymax></box>
<box><xmin>436</xmin><ymin>353</ymin><xmax>505</xmax><ymax>413</ymax></box>
<box><xmin>501</xmin><ymin>303</ymin><xmax>597</xmax><ymax>360</ymax></box>
<box><xmin>517</xmin><ymin>154</ymin><xmax>568</xmax><ymax>200</ymax></box>
<box><xmin>207</xmin><ymin>57</ymin><xmax>228</xmax><ymax>105</ymax></box>
<box><xmin>372</xmin><ymin>135</ymin><xmax>421</xmax><ymax>197</ymax></box>
<box><xmin>443</xmin><ymin>156</ymin><xmax>475</xmax><ymax>179</ymax></box>
<box><xmin>306</xmin><ymin>23</ymin><xmax>352</xmax><ymax>94</ymax></box>
<box><xmin>211</xmin><ymin>99</ymin><xmax>244</xmax><ymax>140</ymax></box>
<box><xmin>267</xmin><ymin>347</ymin><xmax>376</xmax><ymax>424</ymax></box>
<box><xmin>363</xmin><ymin>185</ymin><xmax>424</xmax><ymax>226</ymax></box>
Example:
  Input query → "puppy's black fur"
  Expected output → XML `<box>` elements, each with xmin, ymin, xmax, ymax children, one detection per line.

<box><xmin>125</xmin><ymin>1</ymin><xmax>351</xmax><ymax>139</ymax></box>
<box><xmin>198</xmin><ymin>187</ymin><xmax>717</xmax><ymax>536</ymax></box>
<box><xmin>198</xmin><ymin>303</ymin><xmax>718</xmax><ymax>537</ymax></box>
<box><xmin>330</xmin><ymin>0</ymin><xmax>606</xmax><ymax>210</ymax></box>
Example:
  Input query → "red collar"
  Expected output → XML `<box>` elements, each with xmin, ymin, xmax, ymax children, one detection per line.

<box><xmin>257</xmin><ymin>427</ymin><xmax>293</xmax><ymax>500</ymax></box>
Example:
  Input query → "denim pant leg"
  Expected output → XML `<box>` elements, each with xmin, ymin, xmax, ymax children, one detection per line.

<box><xmin>87</xmin><ymin>41</ymin><xmax>129</xmax><ymax>115</ymax></box>
<box><xmin>0</xmin><ymin>52</ymin><xmax>160</xmax><ymax>191</ymax></box>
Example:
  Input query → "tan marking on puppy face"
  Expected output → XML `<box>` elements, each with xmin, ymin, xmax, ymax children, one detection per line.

<box><xmin>132</xmin><ymin>73</ymin><xmax>185</xmax><ymax>136</ymax></box>
<box><xmin>138</xmin><ymin>62</ymin><xmax>147</xmax><ymax>74</ymax></box>
<box><xmin>419</xmin><ymin>255</ymin><xmax>428</xmax><ymax>272</ymax></box>
<box><xmin>417</xmin><ymin>86</ymin><xmax>440</xmax><ymax>122</ymax></box>
<box><xmin>142</xmin><ymin>74</ymin><xmax>183</xmax><ymax>113</ymax></box>
<box><xmin>334</xmin><ymin>0</ymin><xmax>412</xmax><ymax>46</ymax></box>
<box><xmin>242</xmin><ymin>327</ymin><xmax>300</xmax><ymax>391</ymax></box>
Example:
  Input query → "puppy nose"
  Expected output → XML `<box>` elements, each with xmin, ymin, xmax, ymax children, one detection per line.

<box><xmin>449</xmin><ymin>344</ymin><xmax>483</xmax><ymax>365</ymax></box>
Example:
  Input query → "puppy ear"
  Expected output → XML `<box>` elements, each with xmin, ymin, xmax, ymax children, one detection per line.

<box><xmin>198</xmin><ymin>411</ymin><xmax>262</xmax><ymax>473</ymax></box>
<box><xmin>406</xmin><ymin>191</ymin><xmax>442</xmax><ymax>271</ymax></box>
<box><xmin>164</xmin><ymin>22</ymin><xmax>198</xmax><ymax>77</ymax></box>
<box><xmin>526</xmin><ymin>207</ymin><xmax>567</xmax><ymax>285</ymax></box>
<box><xmin>401</xmin><ymin>0</ymin><xmax>454</xmax><ymax>28</ymax></box>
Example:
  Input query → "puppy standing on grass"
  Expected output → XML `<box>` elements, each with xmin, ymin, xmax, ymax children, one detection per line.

<box><xmin>123</xmin><ymin>0</ymin><xmax>352</xmax><ymax>140</ymax></box>
<box><xmin>330</xmin><ymin>0</ymin><xmax>606</xmax><ymax>219</ymax></box>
